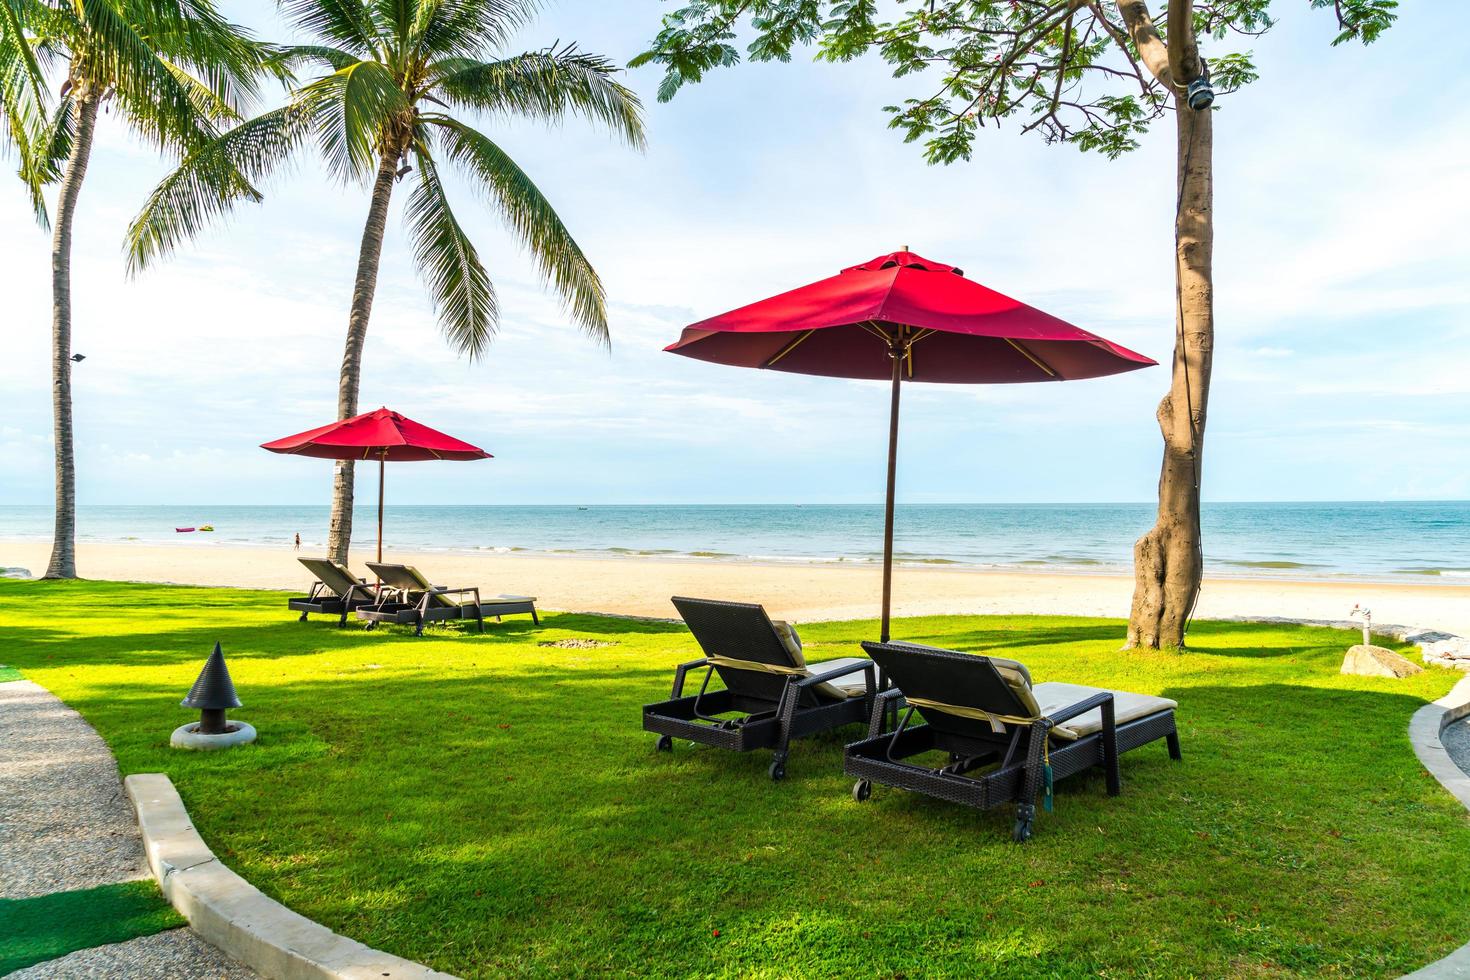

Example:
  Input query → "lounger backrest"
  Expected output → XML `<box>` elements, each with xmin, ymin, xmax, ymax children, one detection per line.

<box><xmin>862</xmin><ymin>641</ymin><xmax>1042</xmax><ymax>740</ymax></box>
<box><xmin>366</xmin><ymin>563</ymin><xmax>461</xmax><ymax>608</ymax></box>
<box><xmin>298</xmin><ymin>557</ymin><xmax>359</xmax><ymax>598</ymax></box>
<box><xmin>671</xmin><ymin>596</ymin><xmax>811</xmax><ymax>702</ymax></box>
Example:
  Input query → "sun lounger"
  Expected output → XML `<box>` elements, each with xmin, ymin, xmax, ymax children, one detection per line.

<box><xmin>288</xmin><ymin>558</ymin><xmax>380</xmax><ymax>626</ymax></box>
<box><xmin>846</xmin><ymin>641</ymin><xmax>1181</xmax><ymax>841</ymax></box>
<box><xmin>355</xmin><ymin>562</ymin><xmax>539</xmax><ymax>636</ymax></box>
<box><xmin>642</xmin><ymin>596</ymin><xmax>877</xmax><ymax>781</ymax></box>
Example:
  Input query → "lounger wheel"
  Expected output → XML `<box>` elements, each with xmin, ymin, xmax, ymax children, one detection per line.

<box><xmin>768</xmin><ymin>758</ymin><xmax>787</xmax><ymax>782</ymax></box>
<box><xmin>1012</xmin><ymin>803</ymin><xmax>1035</xmax><ymax>844</ymax></box>
<box><xmin>654</xmin><ymin>735</ymin><xmax>673</xmax><ymax>753</ymax></box>
<box><xmin>298</xmin><ymin>611</ymin><xmax>308</xmax><ymax>622</ymax></box>
<box><xmin>851</xmin><ymin>779</ymin><xmax>872</xmax><ymax>803</ymax></box>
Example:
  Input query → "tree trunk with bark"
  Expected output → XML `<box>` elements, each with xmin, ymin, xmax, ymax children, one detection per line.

<box><xmin>1116</xmin><ymin>0</ymin><xmax>1215</xmax><ymax>649</ymax></box>
<box><xmin>43</xmin><ymin>90</ymin><xmax>100</xmax><ymax>580</ymax></box>
<box><xmin>327</xmin><ymin>149</ymin><xmax>402</xmax><ymax>564</ymax></box>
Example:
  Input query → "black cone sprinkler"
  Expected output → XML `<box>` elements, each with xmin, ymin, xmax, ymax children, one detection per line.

<box><xmin>182</xmin><ymin>642</ymin><xmax>241</xmax><ymax>733</ymax></box>
<box><xmin>172</xmin><ymin>642</ymin><xmax>257</xmax><ymax>749</ymax></box>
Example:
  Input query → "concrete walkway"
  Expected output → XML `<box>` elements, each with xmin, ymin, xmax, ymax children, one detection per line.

<box><xmin>0</xmin><ymin>679</ymin><xmax>255</xmax><ymax>978</ymax></box>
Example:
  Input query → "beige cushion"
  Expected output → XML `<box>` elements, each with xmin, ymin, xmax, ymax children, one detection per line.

<box><xmin>889</xmin><ymin>644</ymin><xmax>1039</xmax><ymax>716</ymax></box>
<box><xmin>805</xmin><ymin>656</ymin><xmax>871</xmax><ymax>699</ymax></box>
<box><xmin>1032</xmin><ymin>681</ymin><xmax>1178</xmax><ymax>741</ymax></box>
<box><xmin>771</xmin><ymin>620</ymin><xmax>805</xmax><ymax>666</ymax></box>
<box><xmin>986</xmin><ymin>656</ymin><xmax>1041</xmax><ymax>717</ymax></box>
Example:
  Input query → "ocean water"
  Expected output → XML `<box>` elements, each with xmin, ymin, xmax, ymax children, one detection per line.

<box><xmin>1</xmin><ymin>502</ymin><xmax>1467</xmax><ymax>583</ymax></box>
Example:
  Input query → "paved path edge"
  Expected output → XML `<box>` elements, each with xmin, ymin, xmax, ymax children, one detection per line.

<box><xmin>124</xmin><ymin>773</ymin><xmax>458</xmax><ymax>980</ymax></box>
<box><xmin>1401</xmin><ymin>673</ymin><xmax>1470</xmax><ymax>978</ymax></box>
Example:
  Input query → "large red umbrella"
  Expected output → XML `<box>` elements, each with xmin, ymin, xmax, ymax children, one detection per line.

<box><xmin>666</xmin><ymin>249</ymin><xmax>1156</xmax><ymax>641</ymax></box>
<box><xmin>261</xmin><ymin>407</ymin><xmax>491</xmax><ymax>562</ymax></box>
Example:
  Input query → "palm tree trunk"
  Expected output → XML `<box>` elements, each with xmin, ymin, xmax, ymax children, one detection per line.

<box><xmin>1126</xmin><ymin>94</ymin><xmax>1213</xmax><ymax>649</ymax></box>
<box><xmin>43</xmin><ymin>91</ymin><xmax>100</xmax><ymax>580</ymax></box>
<box><xmin>327</xmin><ymin>150</ymin><xmax>401</xmax><ymax>563</ymax></box>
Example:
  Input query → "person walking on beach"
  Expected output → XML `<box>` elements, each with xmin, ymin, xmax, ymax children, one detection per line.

<box><xmin>294</xmin><ymin>532</ymin><xmax>301</xmax><ymax>551</ymax></box>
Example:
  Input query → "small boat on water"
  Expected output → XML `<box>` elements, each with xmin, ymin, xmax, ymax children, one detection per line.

<box><xmin>176</xmin><ymin>527</ymin><xmax>195</xmax><ymax>533</ymax></box>
<box><xmin>198</xmin><ymin>525</ymin><xmax>215</xmax><ymax>532</ymax></box>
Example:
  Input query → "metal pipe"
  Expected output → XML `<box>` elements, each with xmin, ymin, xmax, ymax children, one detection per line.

<box><xmin>199</xmin><ymin>707</ymin><xmax>227</xmax><ymax>735</ymax></box>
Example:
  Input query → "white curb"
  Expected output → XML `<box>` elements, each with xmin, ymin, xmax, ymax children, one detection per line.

<box><xmin>125</xmin><ymin>773</ymin><xmax>458</xmax><ymax>980</ymax></box>
<box><xmin>1401</xmin><ymin>674</ymin><xmax>1470</xmax><ymax>978</ymax></box>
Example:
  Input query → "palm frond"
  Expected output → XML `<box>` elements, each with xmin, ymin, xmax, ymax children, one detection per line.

<box><xmin>1</xmin><ymin>0</ymin><xmax>53</xmax><ymax>221</ymax></box>
<box><xmin>122</xmin><ymin>0</ymin><xmax>270</xmax><ymax>115</ymax></box>
<box><xmin>160</xmin><ymin>57</ymin><xmax>243</xmax><ymax>123</ymax></box>
<box><xmin>15</xmin><ymin>93</ymin><xmax>74</xmax><ymax>224</ymax></box>
<box><xmin>74</xmin><ymin>0</ymin><xmax>224</xmax><ymax>153</ymax></box>
<box><xmin>404</xmin><ymin>136</ymin><xmax>498</xmax><ymax>359</ymax></box>
<box><xmin>280</xmin><ymin>0</ymin><xmax>380</xmax><ymax>58</ymax></box>
<box><xmin>125</xmin><ymin>102</ymin><xmax>313</xmax><ymax>272</ymax></box>
<box><xmin>276</xmin><ymin>42</ymin><xmax>362</xmax><ymax>73</ymax></box>
<box><xmin>425</xmin><ymin>112</ymin><xmax>608</xmax><ymax>344</ymax></box>
<box><xmin>301</xmin><ymin>58</ymin><xmax>410</xmax><ymax>182</ymax></box>
<box><xmin>431</xmin><ymin>44</ymin><xmax>644</xmax><ymax>148</ymax></box>
<box><xmin>413</xmin><ymin>0</ymin><xmax>539</xmax><ymax>61</ymax></box>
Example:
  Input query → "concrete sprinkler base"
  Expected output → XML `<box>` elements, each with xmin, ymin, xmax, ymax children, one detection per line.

<box><xmin>171</xmin><ymin>721</ymin><xmax>258</xmax><ymax>750</ymax></box>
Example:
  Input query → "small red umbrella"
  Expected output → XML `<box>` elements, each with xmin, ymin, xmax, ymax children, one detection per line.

<box><xmin>261</xmin><ymin>407</ymin><xmax>491</xmax><ymax>562</ymax></box>
<box><xmin>666</xmin><ymin>249</ymin><xmax>1156</xmax><ymax>641</ymax></box>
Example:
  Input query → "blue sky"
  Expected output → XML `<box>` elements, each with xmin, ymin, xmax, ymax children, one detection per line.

<box><xmin>1</xmin><ymin>2</ymin><xmax>1466</xmax><ymax>506</ymax></box>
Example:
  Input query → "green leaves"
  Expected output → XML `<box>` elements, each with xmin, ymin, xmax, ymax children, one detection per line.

<box><xmin>1310</xmin><ymin>0</ymin><xmax>1398</xmax><ymax>46</ymax></box>
<box><xmin>630</xmin><ymin>1</ymin><xmax>751</xmax><ymax>103</ymax></box>
<box><xmin>404</xmin><ymin>139</ymin><xmax>498</xmax><ymax>360</ymax></box>
<box><xmin>303</xmin><ymin>59</ymin><xmax>409</xmax><ymax>181</ymax></box>
<box><xmin>126</xmin><ymin>103</ymin><xmax>314</xmax><ymax>271</ymax></box>
<box><xmin>427</xmin><ymin>113</ymin><xmax>609</xmax><ymax>344</ymax></box>
<box><xmin>126</xmin><ymin>0</ymin><xmax>639</xmax><ymax>359</ymax></box>
<box><xmin>636</xmin><ymin>0</ymin><xmax>1402</xmax><ymax>163</ymax></box>
<box><xmin>433</xmin><ymin>45</ymin><xmax>645</xmax><ymax>148</ymax></box>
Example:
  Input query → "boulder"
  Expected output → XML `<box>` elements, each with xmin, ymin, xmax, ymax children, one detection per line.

<box><xmin>0</xmin><ymin>567</ymin><xmax>31</xmax><ymax>580</ymax></box>
<box><xmin>1341</xmin><ymin>644</ymin><xmax>1423</xmax><ymax>678</ymax></box>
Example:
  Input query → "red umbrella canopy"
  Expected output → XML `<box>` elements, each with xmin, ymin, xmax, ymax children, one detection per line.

<box><xmin>665</xmin><ymin>249</ymin><xmax>1155</xmax><ymax>382</ymax></box>
<box><xmin>261</xmin><ymin>407</ymin><xmax>491</xmax><ymax>461</ymax></box>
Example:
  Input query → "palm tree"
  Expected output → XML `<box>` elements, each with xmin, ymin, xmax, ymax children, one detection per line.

<box><xmin>1</xmin><ymin>2</ymin><xmax>47</xmax><ymax>179</ymax></box>
<box><xmin>127</xmin><ymin>0</ymin><xmax>645</xmax><ymax>563</ymax></box>
<box><xmin>4</xmin><ymin>0</ymin><xmax>270</xmax><ymax>579</ymax></box>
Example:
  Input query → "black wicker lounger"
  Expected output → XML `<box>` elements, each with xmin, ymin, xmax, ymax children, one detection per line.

<box><xmin>355</xmin><ymin>562</ymin><xmax>539</xmax><ymax>636</ymax></box>
<box><xmin>846</xmin><ymin>641</ymin><xmax>1181</xmax><ymax>841</ymax></box>
<box><xmin>643</xmin><ymin>596</ymin><xmax>877</xmax><ymax>781</ymax></box>
<box><xmin>288</xmin><ymin>557</ymin><xmax>380</xmax><ymax>626</ymax></box>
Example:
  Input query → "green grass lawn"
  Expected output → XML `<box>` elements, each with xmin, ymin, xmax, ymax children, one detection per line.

<box><xmin>2</xmin><ymin>577</ymin><xmax>1468</xmax><ymax>977</ymax></box>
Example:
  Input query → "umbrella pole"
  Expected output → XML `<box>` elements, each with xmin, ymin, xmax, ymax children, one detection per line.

<box><xmin>881</xmin><ymin>345</ymin><xmax>902</xmax><ymax>643</ymax></box>
<box><xmin>377</xmin><ymin>455</ymin><xmax>384</xmax><ymax>565</ymax></box>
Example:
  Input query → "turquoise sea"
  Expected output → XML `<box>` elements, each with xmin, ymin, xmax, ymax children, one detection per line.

<box><xmin>1</xmin><ymin>502</ymin><xmax>1467</xmax><ymax>583</ymax></box>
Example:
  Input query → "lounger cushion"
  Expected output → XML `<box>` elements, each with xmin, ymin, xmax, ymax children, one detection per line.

<box><xmin>805</xmin><ymin>657</ymin><xmax>871</xmax><ymax>699</ymax></box>
<box><xmin>298</xmin><ymin>557</ymin><xmax>365</xmax><ymax>599</ymax></box>
<box><xmin>1032</xmin><ymin>681</ymin><xmax>1178</xmax><ymax>740</ymax></box>
<box><xmin>771</xmin><ymin>620</ymin><xmax>805</xmax><ymax>666</ymax></box>
<box><xmin>399</xmin><ymin>565</ymin><xmax>464</xmax><ymax>608</ymax></box>
<box><xmin>886</xmin><ymin>642</ymin><xmax>1039</xmax><ymax>715</ymax></box>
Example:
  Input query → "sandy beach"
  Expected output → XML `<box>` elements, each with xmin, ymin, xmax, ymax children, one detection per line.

<box><xmin>3</xmin><ymin>540</ymin><xmax>1467</xmax><ymax>637</ymax></box>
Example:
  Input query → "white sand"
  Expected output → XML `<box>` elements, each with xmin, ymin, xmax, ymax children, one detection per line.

<box><xmin>3</xmin><ymin>540</ymin><xmax>1467</xmax><ymax>637</ymax></box>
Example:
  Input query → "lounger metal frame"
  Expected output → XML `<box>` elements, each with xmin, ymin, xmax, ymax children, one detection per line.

<box><xmin>288</xmin><ymin>559</ymin><xmax>379</xmax><ymax>626</ymax></box>
<box><xmin>845</xmin><ymin>641</ymin><xmax>1181</xmax><ymax>841</ymax></box>
<box><xmin>643</xmin><ymin>597</ymin><xmax>877</xmax><ymax>780</ymax></box>
<box><xmin>355</xmin><ymin>563</ymin><xmax>539</xmax><ymax>636</ymax></box>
